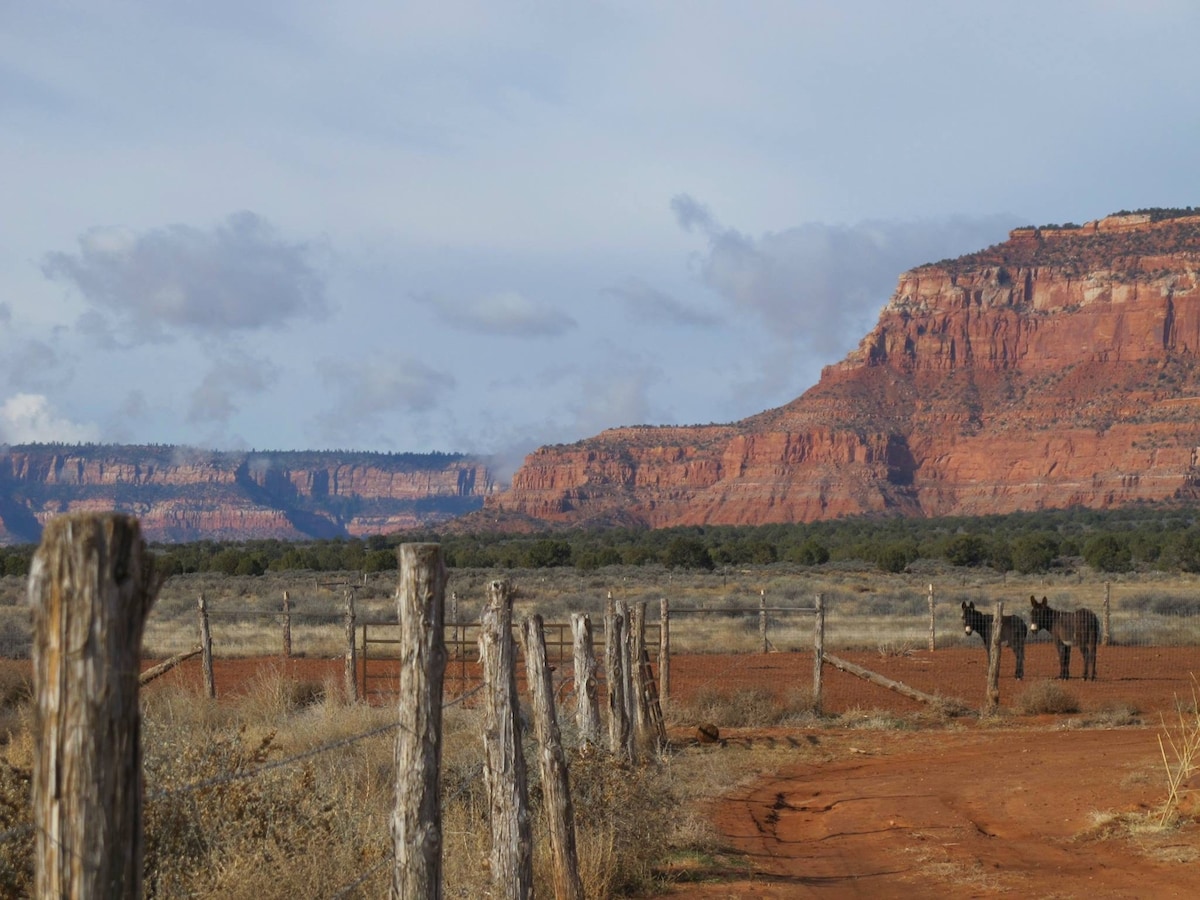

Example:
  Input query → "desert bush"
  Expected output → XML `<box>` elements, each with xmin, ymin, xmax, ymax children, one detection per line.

<box><xmin>670</xmin><ymin>687</ymin><xmax>819</xmax><ymax>727</ymax></box>
<box><xmin>1016</xmin><ymin>680</ymin><xmax>1080</xmax><ymax>715</ymax></box>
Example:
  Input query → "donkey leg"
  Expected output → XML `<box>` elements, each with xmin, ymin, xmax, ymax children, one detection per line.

<box><xmin>1058</xmin><ymin>644</ymin><xmax>1071</xmax><ymax>680</ymax></box>
<box><xmin>1014</xmin><ymin>645</ymin><xmax>1024</xmax><ymax>680</ymax></box>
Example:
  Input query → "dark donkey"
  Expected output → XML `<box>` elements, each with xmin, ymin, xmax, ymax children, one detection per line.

<box><xmin>960</xmin><ymin>601</ymin><xmax>1026</xmax><ymax>679</ymax></box>
<box><xmin>1028</xmin><ymin>595</ymin><xmax>1099</xmax><ymax>681</ymax></box>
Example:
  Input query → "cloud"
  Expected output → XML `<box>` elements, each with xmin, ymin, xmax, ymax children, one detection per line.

<box><xmin>314</xmin><ymin>353</ymin><xmax>455</xmax><ymax>437</ymax></box>
<box><xmin>42</xmin><ymin>211</ymin><xmax>328</xmax><ymax>341</ymax></box>
<box><xmin>187</xmin><ymin>350</ymin><xmax>278</xmax><ymax>425</ymax></box>
<box><xmin>0</xmin><ymin>338</ymin><xmax>68</xmax><ymax>392</ymax></box>
<box><xmin>603</xmin><ymin>277</ymin><xmax>721</xmax><ymax>327</ymax></box>
<box><xmin>0</xmin><ymin>393</ymin><xmax>100</xmax><ymax>443</ymax></box>
<box><xmin>672</xmin><ymin>193</ymin><xmax>1020</xmax><ymax>353</ymax></box>
<box><xmin>418</xmin><ymin>289</ymin><xmax>576</xmax><ymax>336</ymax></box>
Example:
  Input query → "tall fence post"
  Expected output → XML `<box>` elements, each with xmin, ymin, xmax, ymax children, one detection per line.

<box><xmin>282</xmin><ymin>589</ymin><xmax>292</xmax><ymax>658</ymax></box>
<box><xmin>523</xmin><ymin>615</ymin><xmax>585</xmax><ymax>900</ymax></box>
<box><xmin>570</xmin><ymin>613</ymin><xmax>601</xmax><ymax>750</ymax></box>
<box><xmin>759</xmin><ymin>589</ymin><xmax>768</xmax><ymax>653</ymax></box>
<box><xmin>344</xmin><ymin>587</ymin><xmax>358</xmax><ymax>703</ymax></box>
<box><xmin>813</xmin><ymin>593</ymin><xmax>825</xmax><ymax>714</ymax></box>
<box><xmin>198</xmin><ymin>592</ymin><xmax>216</xmax><ymax>699</ymax></box>
<box><xmin>927</xmin><ymin>583</ymin><xmax>936</xmax><ymax>652</ymax></box>
<box><xmin>391</xmin><ymin>543</ymin><xmax>448</xmax><ymax>900</ymax></box>
<box><xmin>604</xmin><ymin>606</ymin><xmax>629</xmax><ymax>761</ymax></box>
<box><xmin>629</xmin><ymin>601</ymin><xmax>652</xmax><ymax>756</ymax></box>
<box><xmin>479</xmin><ymin>580</ymin><xmax>533</xmax><ymax>898</ymax></box>
<box><xmin>1103</xmin><ymin>581</ymin><xmax>1111</xmax><ymax>646</ymax></box>
<box><xmin>617</xmin><ymin>600</ymin><xmax>638</xmax><ymax>762</ymax></box>
<box><xmin>658</xmin><ymin>596</ymin><xmax>670</xmax><ymax>704</ymax></box>
<box><xmin>29</xmin><ymin>512</ymin><xmax>160</xmax><ymax>899</ymax></box>
<box><xmin>985</xmin><ymin>600</ymin><xmax>1004</xmax><ymax>715</ymax></box>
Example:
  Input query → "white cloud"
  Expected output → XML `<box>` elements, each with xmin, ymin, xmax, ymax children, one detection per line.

<box><xmin>673</xmin><ymin>194</ymin><xmax>1020</xmax><ymax>353</ymax></box>
<box><xmin>604</xmin><ymin>278</ymin><xmax>721</xmax><ymax>327</ymax></box>
<box><xmin>0</xmin><ymin>393</ymin><xmax>100</xmax><ymax>444</ymax></box>
<box><xmin>187</xmin><ymin>350</ymin><xmax>279</xmax><ymax>425</ymax></box>
<box><xmin>418</xmin><ymin>289</ymin><xmax>576</xmax><ymax>336</ymax></box>
<box><xmin>314</xmin><ymin>353</ymin><xmax>456</xmax><ymax>440</ymax></box>
<box><xmin>42</xmin><ymin>212</ymin><xmax>328</xmax><ymax>341</ymax></box>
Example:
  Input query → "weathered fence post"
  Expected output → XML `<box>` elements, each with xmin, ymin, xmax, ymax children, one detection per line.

<box><xmin>198</xmin><ymin>592</ymin><xmax>216</xmax><ymax>699</ymax></box>
<box><xmin>604</xmin><ymin>605</ymin><xmax>629</xmax><ymax>760</ymax></box>
<box><xmin>570</xmin><ymin>613</ymin><xmax>601</xmax><ymax>749</ymax></box>
<box><xmin>282</xmin><ymin>589</ymin><xmax>292</xmax><ymax>658</ymax></box>
<box><xmin>344</xmin><ymin>587</ymin><xmax>358</xmax><ymax>703</ymax></box>
<box><xmin>759</xmin><ymin>589</ymin><xmax>768</xmax><ymax>653</ymax></box>
<box><xmin>479</xmin><ymin>580</ymin><xmax>533</xmax><ymax>898</ymax></box>
<box><xmin>985</xmin><ymin>600</ymin><xmax>1004</xmax><ymax>714</ymax></box>
<box><xmin>29</xmin><ymin>512</ymin><xmax>160</xmax><ymax>899</ymax></box>
<box><xmin>391</xmin><ymin>543</ymin><xmax>448</xmax><ymax>900</ymax></box>
<box><xmin>813</xmin><ymin>593</ymin><xmax>825</xmax><ymax>713</ymax></box>
<box><xmin>927</xmin><ymin>583</ymin><xmax>936</xmax><ymax>651</ymax></box>
<box><xmin>629</xmin><ymin>601</ymin><xmax>653</xmax><ymax>756</ymax></box>
<box><xmin>617</xmin><ymin>600</ymin><xmax>639</xmax><ymax>762</ymax></box>
<box><xmin>523</xmin><ymin>615</ymin><xmax>585</xmax><ymax>900</ymax></box>
<box><xmin>658</xmin><ymin>596</ymin><xmax>670</xmax><ymax>703</ymax></box>
<box><xmin>1103</xmin><ymin>581</ymin><xmax>1111</xmax><ymax>646</ymax></box>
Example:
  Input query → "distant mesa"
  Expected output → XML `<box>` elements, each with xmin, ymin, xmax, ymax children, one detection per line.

<box><xmin>0</xmin><ymin>445</ymin><xmax>493</xmax><ymax>545</ymax></box>
<box><xmin>483</xmin><ymin>209</ymin><xmax>1200</xmax><ymax>529</ymax></box>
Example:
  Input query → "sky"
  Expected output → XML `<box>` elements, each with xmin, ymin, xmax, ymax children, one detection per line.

<box><xmin>2</xmin><ymin>2</ymin><xmax>1198</xmax><ymax>481</ymax></box>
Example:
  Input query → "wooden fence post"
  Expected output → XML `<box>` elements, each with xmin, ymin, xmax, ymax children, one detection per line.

<box><xmin>813</xmin><ymin>593</ymin><xmax>825</xmax><ymax>714</ymax></box>
<box><xmin>629</xmin><ymin>601</ymin><xmax>653</xmax><ymax>756</ymax></box>
<box><xmin>29</xmin><ymin>512</ymin><xmax>160</xmax><ymax>899</ymax></box>
<box><xmin>522</xmin><ymin>615</ymin><xmax>584</xmax><ymax>900</ymax></box>
<box><xmin>570</xmin><ymin>613</ymin><xmax>601</xmax><ymax>749</ymax></box>
<box><xmin>927</xmin><ymin>583</ymin><xmax>936</xmax><ymax>651</ymax></box>
<box><xmin>1103</xmin><ymin>581</ymin><xmax>1111</xmax><ymax>646</ymax></box>
<box><xmin>479</xmin><ymin>580</ymin><xmax>533</xmax><ymax>898</ymax></box>
<box><xmin>617</xmin><ymin>600</ymin><xmax>638</xmax><ymax>762</ymax></box>
<box><xmin>759</xmin><ymin>589</ymin><xmax>768</xmax><ymax>653</ymax></box>
<box><xmin>391</xmin><ymin>543</ymin><xmax>448</xmax><ymax>900</ymax></box>
<box><xmin>198</xmin><ymin>592</ymin><xmax>216</xmax><ymax>699</ymax></box>
<box><xmin>658</xmin><ymin>596</ymin><xmax>670</xmax><ymax>703</ymax></box>
<box><xmin>282</xmin><ymin>590</ymin><xmax>292</xmax><ymax>658</ymax></box>
<box><xmin>604</xmin><ymin>607</ymin><xmax>629</xmax><ymax>761</ymax></box>
<box><xmin>985</xmin><ymin>600</ymin><xmax>1004</xmax><ymax>715</ymax></box>
<box><xmin>344</xmin><ymin>587</ymin><xmax>358</xmax><ymax>703</ymax></box>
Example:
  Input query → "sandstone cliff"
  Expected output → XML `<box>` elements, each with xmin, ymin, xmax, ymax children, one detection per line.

<box><xmin>486</xmin><ymin>211</ymin><xmax>1200</xmax><ymax>528</ymax></box>
<box><xmin>0</xmin><ymin>445</ymin><xmax>493</xmax><ymax>545</ymax></box>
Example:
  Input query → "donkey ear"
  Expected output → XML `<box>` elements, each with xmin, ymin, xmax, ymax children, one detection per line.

<box><xmin>1030</xmin><ymin>595</ymin><xmax>1037</xmax><ymax>607</ymax></box>
<box><xmin>961</xmin><ymin>601</ymin><xmax>968</xmax><ymax>611</ymax></box>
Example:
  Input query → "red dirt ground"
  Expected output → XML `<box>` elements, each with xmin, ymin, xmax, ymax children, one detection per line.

<box><xmin>135</xmin><ymin>649</ymin><xmax>1200</xmax><ymax>898</ymax></box>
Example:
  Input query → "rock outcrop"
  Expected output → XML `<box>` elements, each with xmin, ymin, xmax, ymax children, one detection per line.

<box><xmin>0</xmin><ymin>445</ymin><xmax>493</xmax><ymax>544</ymax></box>
<box><xmin>486</xmin><ymin>212</ymin><xmax>1200</xmax><ymax>528</ymax></box>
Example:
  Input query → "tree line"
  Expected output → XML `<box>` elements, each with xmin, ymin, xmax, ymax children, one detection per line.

<box><xmin>2</xmin><ymin>503</ymin><xmax>1199</xmax><ymax>579</ymax></box>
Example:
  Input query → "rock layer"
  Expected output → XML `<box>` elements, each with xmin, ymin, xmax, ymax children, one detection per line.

<box><xmin>487</xmin><ymin>213</ymin><xmax>1200</xmax><ymax>527</ymax></box>
<box><xmin>0</xmin><ymin>446</ymin><xmax>493</xmax><ymax>544</ymax></box>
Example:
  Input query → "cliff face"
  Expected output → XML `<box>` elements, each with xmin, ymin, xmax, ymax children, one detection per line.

<box><xmin>487</xmin><ymin>213</ymin><xmax>1200</xmax><ymax>527</ymax></box>
<box><xmin>0</xmin><ymin>446</ymin><xmax>493</xmax><ymax>544</ymax></box>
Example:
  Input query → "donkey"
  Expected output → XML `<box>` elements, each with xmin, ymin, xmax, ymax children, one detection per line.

<box><xmin>1028</xmin><ymin>595</ymin><xmax>1099</xmax><ymax>681</ymax></box>
<box><xmin>961</xmin><ymin>601</ymin><xmax>1026</xmax><ymax>679</ymax></box>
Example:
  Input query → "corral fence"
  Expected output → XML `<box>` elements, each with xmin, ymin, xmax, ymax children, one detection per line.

<box><xmin>181</xmin><ymin>577</ymin><xmax>1200</xmax><ymax>717</ymax></box>
<box><xmin>20</xmin><ymin>514</ymin><xmax>672</xmax><ymax>898</ymax></box>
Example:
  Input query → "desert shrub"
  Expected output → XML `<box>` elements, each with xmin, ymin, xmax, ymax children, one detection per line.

<box><xmin>672</xmin><ymin>687</ymin><xmax>818</xmax><ymax>727</ymax></box>
<box><xmin>1016</xmin><ymin>680</ymin><xmax>1080</xmax><ymax>715</ymax></box>
<box><xmin>1083</xmin><ymin>533</ymin><xmax>1133</xmax><ymax>573</ymax></box>
<box><xmin>1122</xmin><ymin>592</ymin><xmax>1200</xmax><ymax>616</ymax></box>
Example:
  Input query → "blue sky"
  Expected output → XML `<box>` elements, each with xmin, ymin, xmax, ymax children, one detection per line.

<box><xmin>2</xmin><ymin>1</ymin><xmax>1197</xmax><ymax>479</ymax></box>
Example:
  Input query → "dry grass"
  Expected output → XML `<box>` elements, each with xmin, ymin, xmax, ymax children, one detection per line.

<box><xmin>1015</xmin><ymin>679</ymin><xmax>1081</xmax><ymax>715</ymax></box>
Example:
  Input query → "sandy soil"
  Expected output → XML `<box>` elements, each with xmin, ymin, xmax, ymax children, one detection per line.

<box><xmin>668</xmin><ymin>725</ymin><xmax>1197</xmax><ymax>899</ymax></box>
<box><xmin>135</xmin><ymin>648</ymin><xmax>1200</xmax><ymax>898</ymax></box>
